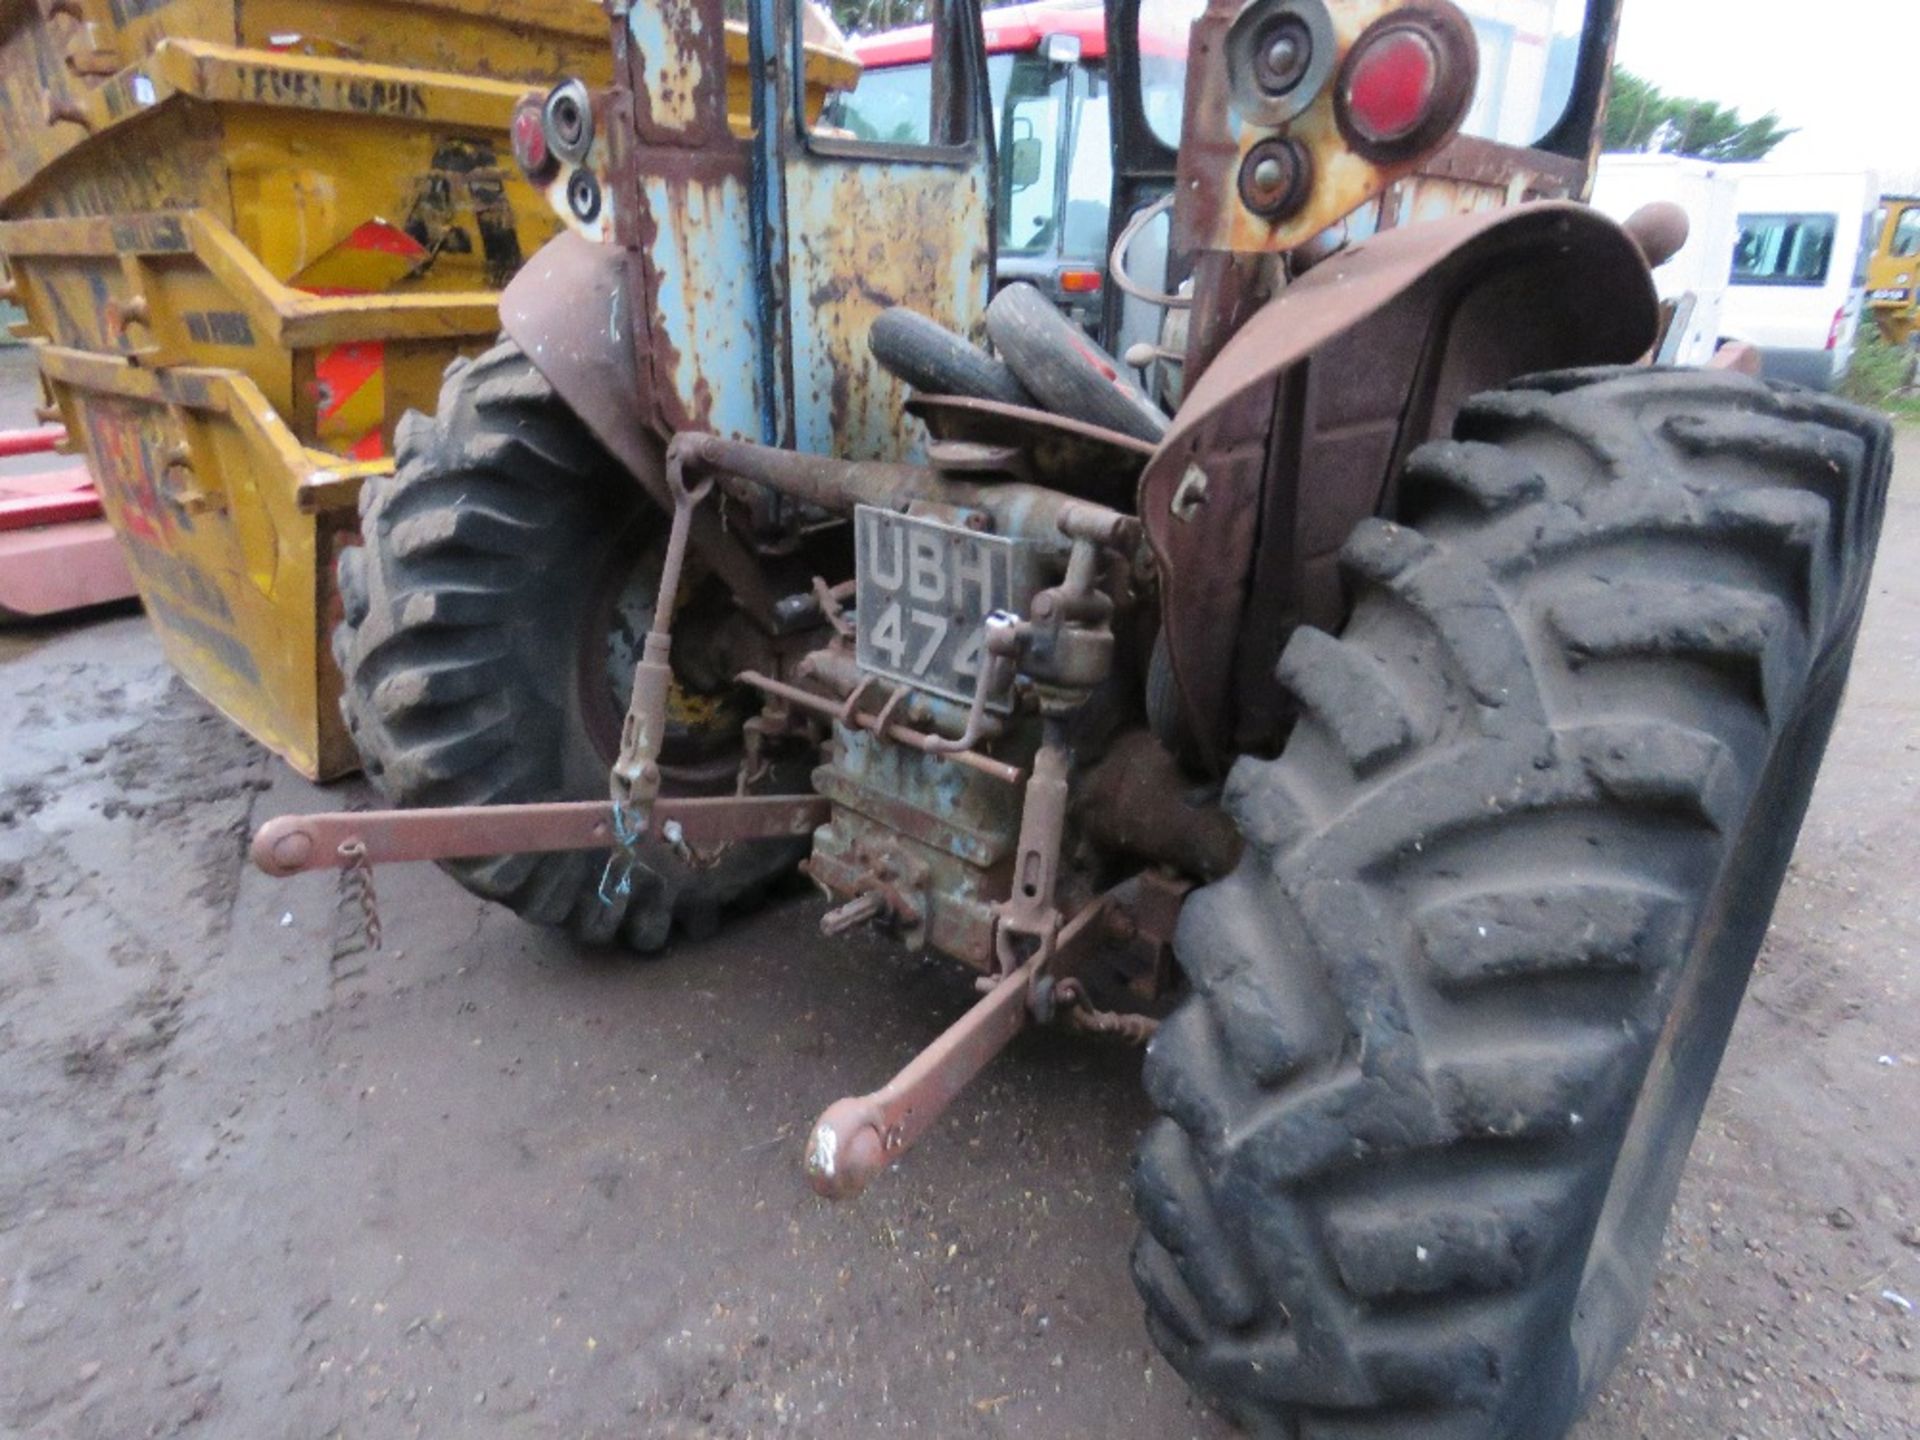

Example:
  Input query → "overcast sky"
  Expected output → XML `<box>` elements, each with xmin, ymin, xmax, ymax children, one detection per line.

<box><xmin>1613</xmin><ymin>0</ymin><xmax>1917</xmax><ymax>185</ymax></box>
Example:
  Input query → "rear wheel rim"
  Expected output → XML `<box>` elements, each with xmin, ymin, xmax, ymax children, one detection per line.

<box><xmin>576</xmin><ymin>507</ymin><xmax>754</xmax><ymax>792</ymax></box>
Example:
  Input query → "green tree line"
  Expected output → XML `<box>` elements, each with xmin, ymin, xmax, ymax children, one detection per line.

<box><xmin>1604</xmin><ymin>66</ymin><xmax>1795</xmax><ymax>161</ymax></box>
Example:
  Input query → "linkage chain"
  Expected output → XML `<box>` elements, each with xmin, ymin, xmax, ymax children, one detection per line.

<box><xmin>337</xmin><ymin>839</ymin><xmax>382</xmax><ymax>952</ymax></box>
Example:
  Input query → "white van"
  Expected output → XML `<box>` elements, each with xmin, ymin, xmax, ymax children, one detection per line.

<box><xmin>1591</xmin><ymin>154</ymin><xmax>1740</xmax><ymax>366</ymax></box>
<box><xmin>1718</xmin><ymin>165</ymin><xmax>1877</xmax><ymax>390</ymax></box>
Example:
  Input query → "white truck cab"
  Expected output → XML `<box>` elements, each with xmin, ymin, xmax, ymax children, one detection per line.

<box><xmin>1591</xmin><ymin>154</ymin><xmax>1739</xmax><ymax>367</ymax></box>
<box><xmin>1719</xmin><ymin>165</ymin><xmax>1877</xmax><ymax>390</ymax></box>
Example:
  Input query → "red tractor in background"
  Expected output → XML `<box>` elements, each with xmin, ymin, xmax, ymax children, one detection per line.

<box><xmin>253</xmin><ymin>2</ymin><xmax>1894</xmax><ymax>1434</ymax></box>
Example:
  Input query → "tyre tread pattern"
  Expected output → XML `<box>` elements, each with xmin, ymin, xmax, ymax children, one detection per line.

<box><xmin>1133</xmin><ymin>369</ymin><xmax>1892</xmax><ymax>1437</ymax></box>
<box><xmin>335</xmin><ymin>340</ymin><xmax>786</xmax><ymax>950</ymax></box>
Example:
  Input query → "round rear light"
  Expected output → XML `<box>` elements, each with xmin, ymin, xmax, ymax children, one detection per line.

<box><xmin>1333</xmin><ymin>7</ymin><xmax>1478</xmax><ymax>163</ymax></box>
<box><xmin>1224</xmin><ymin>0</ymin><xmax>1338</xmax><ymax>127</ymax></box>
<box><xmin>511</xmin><ymin>100</ymin><xmax>554</xmax><ymax>181</ymax></box>
<box><xmin>1344</xmin><ymin>27</ymin><xmax>1438</xmax><ymax>144</ymax></box>
<box><xmin>541</xmin><ymin>78</ymin><xmax>595</xmax><ymax>165</ymax></box>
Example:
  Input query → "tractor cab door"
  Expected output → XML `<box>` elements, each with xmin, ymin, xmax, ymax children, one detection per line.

<box><xmin>1100</xmin><ymin>0</ymin><xmax>1188</xmax><ymax>395</ymax></box>
<box><xmin>608</xmin><ymin>0</ymin><xmax>989</xmax><ymax>461</ymax></box>
<box><xmin>766</xmin><ymin>0</ymin><xmax>996</xmax><ymax>460</ymax></box>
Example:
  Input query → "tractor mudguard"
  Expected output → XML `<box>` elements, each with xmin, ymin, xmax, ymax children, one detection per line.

<box><xmin>1139</xmin><ymin>200</ymin><xmax>1660</xmax><ymax>766</ymax></box>
<box><xmin>499</xmin><ymin>229</ymin><xmax>776</xmax><ymax>623</ymax></box>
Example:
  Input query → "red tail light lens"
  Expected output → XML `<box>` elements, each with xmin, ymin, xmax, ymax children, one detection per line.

<box><xmin>1334</xmin><ymin>9</ymin><xmax>1477</xmax><ymax>163</ymax></box>
<box><xmin>511</xmin><ymin>99</ymin><xmax>554</xmax><ymax>181</ymax></box>
<box><xmin>1058</xmin><ymin>269</ymin><xmax>1103</xmax><ymax>295</ymax></box>
<box><xmin>1344</xmin><ymin>27</ymin><xmax>1439</xmax><ymax>145</ymax></box>
<box><xmin>1826</xmin><ymin>306</ymin><xmax>1846</xmax><ymax>350</ymax></box>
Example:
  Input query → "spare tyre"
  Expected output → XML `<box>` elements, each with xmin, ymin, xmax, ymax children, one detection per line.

<box><xmin>986</xmin><ymin>281</ymin><xmax>1168</xmax><ymax>443</ymax></box>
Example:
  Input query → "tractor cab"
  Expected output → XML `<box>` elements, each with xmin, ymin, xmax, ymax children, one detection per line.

<box><xmin>842</xmin><ymin>0</ymin><xmax>1607</xmax><ymax>341</ymax></box>
<box><xmin>503</xmin><ymin>0</ymin><xmax>1625</xmax><ymax>466</ymax></box>
<box><xmin>835</xmin><ymin>0</ymin><xmax>1145</xmax><ymax>333</ymax></box>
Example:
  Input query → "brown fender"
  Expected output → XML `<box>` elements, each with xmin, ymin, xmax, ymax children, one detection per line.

<box><xmin>500</xmin><ymin>230</ymin><xmax>775</xmax><ymax>623</ymax></box>
<box><xmin>1140</xmin><ymin>201</ymin><xmax>1660</xmax><ymax>766</ymax></box>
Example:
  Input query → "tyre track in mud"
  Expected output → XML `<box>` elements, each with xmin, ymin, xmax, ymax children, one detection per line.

<box><xmin>0</xmin><ymin>626</ymin><xmax>268</xmax><ymax>1437</ymax></box>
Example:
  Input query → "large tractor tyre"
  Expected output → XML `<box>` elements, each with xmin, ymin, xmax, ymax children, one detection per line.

<box><xmin>1133</xmin><ymin>369</ymin><xmax>1891</xmax><ymax>1439</ymax></box>
<box><xmin>334</xmin><ymin>339</ymin><xmax>804</xmax><ymax>951</ymax></box>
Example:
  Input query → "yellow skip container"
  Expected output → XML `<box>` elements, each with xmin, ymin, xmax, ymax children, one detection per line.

<box><xmin>0</xmin><ymin>0</ymin><xmax>614</xmax><ymax>778</ymax></box>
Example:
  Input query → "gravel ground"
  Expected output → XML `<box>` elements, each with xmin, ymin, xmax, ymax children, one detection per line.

<box><xmin>0</xmin><ymin>431</ymin><xmax>1915</xmax><ymax>1440</ymax></box>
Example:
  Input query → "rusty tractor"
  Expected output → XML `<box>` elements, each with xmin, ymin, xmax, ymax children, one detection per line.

<box><xmin>251</xmin><ymin>1</ymin><xmax>1894</xmax><ymax>1434</ymax></box>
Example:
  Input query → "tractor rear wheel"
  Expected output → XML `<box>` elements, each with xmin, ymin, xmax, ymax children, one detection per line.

<box><xmin>334</xmin><ymin>339</ymin><xmax>803</xmax><ymax>950</ymax></box>
<box><xmin>1133</xmin><ymin>369</ymin><xmax>1891</xmax><ymax>1438</ymax></box>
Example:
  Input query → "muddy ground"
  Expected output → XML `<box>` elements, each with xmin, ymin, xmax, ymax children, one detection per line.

<box><xmin>1</xmin><ymin>432</ymin><xmax>1916</xmax><ymax>1440</ymax></box>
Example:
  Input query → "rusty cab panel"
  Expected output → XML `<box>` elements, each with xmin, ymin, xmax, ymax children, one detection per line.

<box><xmin>600</xmin><ymin>0</ymin><xmax>993</xmax><ymax>462</ymax></box>
<box><xmin>773</xmin><ymin>0</ymin><xmax>996</xmax><ymax>461</ymax></box>
<box><xmin>1105</xmin><ymin>0</ymin><xmax>1657</xmax><ymax>765</ymax></box>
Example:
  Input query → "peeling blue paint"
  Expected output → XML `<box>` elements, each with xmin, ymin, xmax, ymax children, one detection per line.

<box><xmin>644</xmin><ymin>173</ymin><xmax>769</xmax><ymax>441</ymax></box>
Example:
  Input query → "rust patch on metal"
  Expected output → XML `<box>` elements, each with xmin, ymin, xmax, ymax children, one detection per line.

<box><xmin>782</xmin><ymin>160</ymin><xmax>992</xmax><ymax>459</ymax></box>
<box><xmin>1173</xmin><ymin>0</ymin><xmax>1476</xmax><ymax>260</ymax></box>
<box><xmin>1075</xmin><ymin>730</ymin><xmax>1242</xmax><ymax>880</ymax></box>
<box><xmin>906</xmin><ymin>394</ymin><xmax>1154</xmax><ymax>507</ymax></box>
<box><xmin>1140</xmin><ymin>202</ymin><xmax>1659</xmax><ymax>766</ymax></box>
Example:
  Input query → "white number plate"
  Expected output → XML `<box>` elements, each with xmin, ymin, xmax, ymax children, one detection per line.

<box><xmin>854</xmin><ymin>506</ymin><xmax>1038</xmax><ymax>710</ymax></box>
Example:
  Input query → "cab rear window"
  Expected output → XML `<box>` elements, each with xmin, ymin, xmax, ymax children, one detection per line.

<box><xmin>1893</xmin><ymin>206</ymin><xmax>1920</xmax><ymax>259</ymax></box>
<box><xmin>829</xmin><ymin>60</ymin><xmax>933</xmax><ymax>145</ymax></box>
